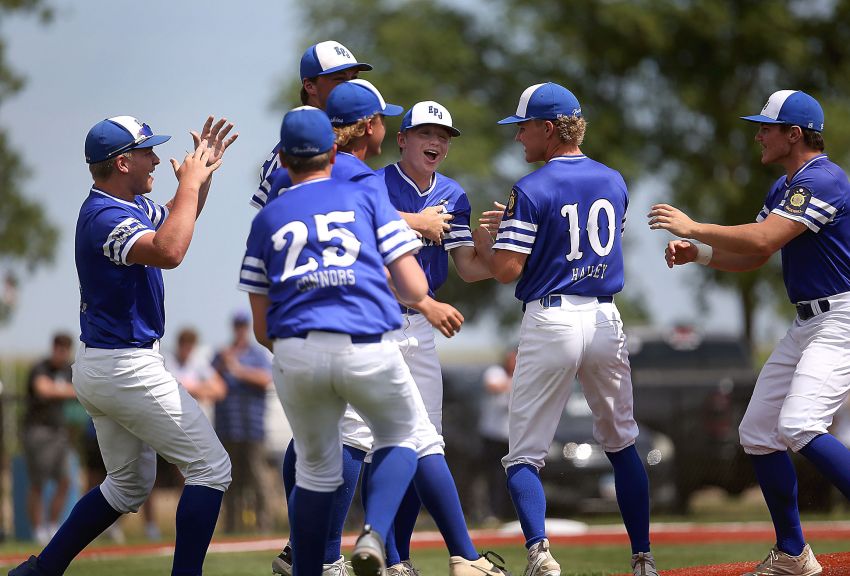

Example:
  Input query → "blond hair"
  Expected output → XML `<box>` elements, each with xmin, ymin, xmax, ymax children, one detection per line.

<box><xmin>334</xmin><ymin>116</ymin><xmax>374</xmax><ymax>149</ymax></box>
<box><xmin>554</xmin><ymin>115</ymin><xmax>586</xmax><ymax>146</ymax></box>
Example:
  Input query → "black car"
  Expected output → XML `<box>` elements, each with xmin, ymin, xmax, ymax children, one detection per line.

<box><xmin>441</xmin><ymin>365</ymin><xmax>677</xmax><ymax>518</ymax></box>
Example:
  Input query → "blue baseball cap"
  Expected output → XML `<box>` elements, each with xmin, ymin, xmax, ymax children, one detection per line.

<box><xmin>325</xmin><ymin>79</ymin><xmax>404</xmax><ymax>126</ymax></box>
<box><xmin>740</xmin><ymin>90</ymin><xmax>824</xmax><ymax>132</ymax></box>
<box><xmin>300</xmin><ymin>40</ymin><xmax>373</xmax><ymax>80</ymax></box>
<box><xmin>279</xmin><ymin>106</ymin><xmax>336</xmax><ymax>157</ymax></box>
<box><xmin>400</xmin><ymin>101</ymin><xmax>461</xmax><ymax>137</ymax></box>
<box><xmin>85</xmin><ymin>116</ymin><xmax>170</xmax><ymax>164</ymax></box>
<box><xmin>498</xmin><ymin>82</ymin><xmax>582</xmax><ymax>125</ymax></box>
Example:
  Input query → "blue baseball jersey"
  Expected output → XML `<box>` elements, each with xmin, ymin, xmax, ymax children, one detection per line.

<box><xmin>238</xmin><ymin>177</ymin><xmax>421</xmax><ymax>339</ymax></box>
<box><xmin>251</xmin><ymin>142</ymin><xmax>283</xmax><ymax>209</ymax></box>
<box><xmin>756</xmin><ymin>154</ymin><xmax>850</xmax><ymax>303</ymax></box>
<box><xmin>494</xmin><ymin>155</ymin><xmax>627</xmax><ymax>303</ymax></box>
<box><xmin>253</xmin><ymin>151</ymin><xmax>389</xmax><ymax>209</ymax></box>
<box><xmin>75</xmin><ymin>188</ymin><xmax>168</xmax><ymax>348</ymax></box>
<box><xmin>378</xmin><ymin>162</ymin><xmax>473</xmax><ymax>298</ymax></box>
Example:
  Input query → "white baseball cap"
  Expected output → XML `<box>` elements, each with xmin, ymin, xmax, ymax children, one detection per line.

<box><xmin>400</xmin><ymin>101</ymin><xmax>461</xmax><ymax>137</ymax></box>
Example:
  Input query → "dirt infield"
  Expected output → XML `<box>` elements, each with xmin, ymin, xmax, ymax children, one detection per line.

<box><xmin>653</xmin><ymin>552</ymin><xmax>850</xmax><ymax>576</ymax></box>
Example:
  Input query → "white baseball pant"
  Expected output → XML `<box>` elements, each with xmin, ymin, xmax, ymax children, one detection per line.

<box><xmin>739</xmin><ymin>291</ymin><xmax>850</xmax><ymax>454</ymax></box>
<box><xmin>72</xmin><ymin>343</ymin><xmax>232</xmax><ymax>513</ymax></box>
<box><xmin>272</xmin><ymin>331</ymin><xmax>440</xmax><ymax>493</ymax></box>
<box><xmin>503</xmin><ymin>295</ymin><xmax>639</xmax><ymax>470</ymax></box>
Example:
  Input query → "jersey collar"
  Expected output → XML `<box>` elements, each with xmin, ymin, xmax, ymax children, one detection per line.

<box><xmin>392</xmin><ymin>163</ymin><xmax>437</xmax><ymax>197</ymax></box>
<box><xmin>786</xmin><ymin>154</ymin><xmax>827</xmax><ymax>186</ymax></box>
<box><xmin>548</xmin><ymin>154</ymin><xmax>587</xmax><ymax>163</ymax></box>
<box><xmin>287</xmin><ymin>177</ymin><xmax>332</xmax><ymax>192</ymax></box>
<box><xmin>90</xmin><ymin>187</ymin><xmax>139</xmax><ymax>208</ymax></box>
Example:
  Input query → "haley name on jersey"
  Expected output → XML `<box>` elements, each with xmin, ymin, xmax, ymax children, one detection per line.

<box><xmin>379</xmin><ymin>162</ymin><xmax>473</xmax><ymax>296</ymax></box>
<box><xmin>756</xmin><ymin>154</ymin><xmax>850</xmax><ymax>303</ymax></box>
<box><xmin>252</xmin><ymin>151</ymin><xmax>389</xmax><ymax>210</ymax></box>
<box><xmin>494</xmin><ymin>155</ymin><xmax>627</xmax><ymax>303</ymax></box>
<box><xmin>75</xmin><ymin>188</ymin><xmax>168</xmax><ymax>348</ymax></box>
<box><xmin>238</xmin><ymin>177</ymin><xmax>421</xmax><ymax>339</ymax></box>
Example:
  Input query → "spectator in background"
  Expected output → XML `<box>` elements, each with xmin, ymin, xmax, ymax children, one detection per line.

<box><xmin>165</xmin><ymin>327</ymin><xmax>226</xmax><ymax>426</ymax></box>
<box><xmin>213</xmin><ymin>311</ymin><xmax>273</xmax><ymax>533</ymax></box>
<box><xmin>478</xmin><ymin>347</ymin><xmax>516</xmax><ymax>525</ymax></box>
<box><xmin>22</xmin><ymin>333</ymin><xmax>76</xmax><ymax>545</ymax></box>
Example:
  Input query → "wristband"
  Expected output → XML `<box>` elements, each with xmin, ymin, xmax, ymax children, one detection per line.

<box><xmin>694</xmin><ymin>243</ymin><xmax>713</xmax><ymax>266</ymax></box>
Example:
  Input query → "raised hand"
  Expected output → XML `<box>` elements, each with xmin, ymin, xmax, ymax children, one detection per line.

<box><xmin>648</xmin><ymin>203</ymin><xmax>698</xmax><ymax>238</ymax></box>
<box><xmin>191</xmin><ymin>116</ymin><xmax>238</xmax><ymax>166</ymax></box>
<box><xmin>479</xmin><ymin>201</ymin><xmax>506</xmax><ymax>235</ymax></box>
<box><xmin>170</xmin><ymin>142</ymin><xmax>222</xmax><ymax>189</ymax></box>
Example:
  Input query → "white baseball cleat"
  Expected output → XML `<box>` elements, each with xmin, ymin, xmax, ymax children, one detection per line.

<box><xmin>271</xmin><ymin>541</ymin><xmax>293</xmax><ymax>576</ymax></box>
<box><xmin>387</xmin><ymin>559</ymin><xmax>420</xmax><ymax>576</ymax></box>
<box><xmin>631</xmin><ymin>552</ymin><xmax>659</xmax><ymax>576</ymax></box>
<box><xmin>449</xmin><ymin>551</ymin><xmax>511</xmax><ymax>575</ymax></box>
<box><xmin>523</xmin><ymin>538</ymin><xmax>560</xmax><ymax>576</ymax></box>
<box><xmin>742</xmin><ymin>544</ymin><xmax>823</xmax><ymax>576</ymax></box>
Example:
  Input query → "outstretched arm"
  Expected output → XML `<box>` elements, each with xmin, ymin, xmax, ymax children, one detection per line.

<box><xmin>664</xmin><ymin>239</ymin><xmax>770</xmax><ymax>272</ymax></box>
<box><xmin>450</xmin><ymin>244</ymin><xmax>493</xmax><ymax>282</ymax></box>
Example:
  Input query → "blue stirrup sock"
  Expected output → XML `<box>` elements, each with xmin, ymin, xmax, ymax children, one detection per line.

<box><xmin>362</xmin><ymin>447</ymin><xmax>418</xmax><ymax>541</ymax></box>
<box><xmin>506</xmin><ymin>463</ymin><xmax>547</xmax><ymax>548</ymax></box>
<box><xmin>282</xmin><ymin>439</ymin><xmax>296</xmax><ymax>500</ymax></box>
<box><xmin>37</xmin><ymin>486</ymin><xmax>122</xmax><ymax>575</ymax></box>
<box><xmin>799</xmin><ymin>433</ymin><xmax>850</xmax><ymax>500</ymax></box>
<box><xmin>290</xmin><ymin>486</ymin><xmax>335</xmax><ymax>576</ymax></box>
<box><xmin>172</xmin><ymin>485</ymin><xmax>224</xmax><ymax>576</ymax></box>
<box><xmin>412</xmin><ymin>454</ymin><xmax>478</xmax><ymax>559</ymax></box>
<box><xmin>384</xmin><ymin>483</ymin><xmax>416</xmax><ymax>566</ymax></box>
<box><xmin>751</xmin><ymin>452</ymin><xmax>805</xmax><ymax>556</ymax></box>
<box><xmin>325</xmin><ymin>445</ymin><xmax>366</xmax><ymax>563</ymax></box>
<box><xmin>606</xmin><ymin>445</ymin><xmax>651</xmax><ymax>554</ymax></box>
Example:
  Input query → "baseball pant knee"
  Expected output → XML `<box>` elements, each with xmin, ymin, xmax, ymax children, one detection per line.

<box><xmin>777</xmin><ymin>417</ymin><xmax>825</xmax><ymax>453</ymax></box>
<box><xmin>180</xmin><ymin>441</ymin><xmax>232</xmax><ymax>492</ymax></box>
<box><xmin>99</xmin><ymin>449</ymin><xmax>157</xmax><ymax>513</ymax></box>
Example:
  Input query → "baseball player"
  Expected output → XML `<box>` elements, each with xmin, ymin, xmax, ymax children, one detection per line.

<box><xmin>251</xmin><ymin>41</ymin><xmax>451</xmax><ymax>245</ymax></box>
<box><xmin>376</xmin><ymin>100</ymin><xmax>493</xmax><ymax>575</ymax></box>
<box><xmin>239</xmin><ymin>104</ymin><xmax>429</xmax><ymax>576</ymax></box>
<box><xmin>473</xmin><ymin>83</ymin><xmax>658</xmax><ymax>576</ymax></box>
<box><xmin>648</xmin><ymin>89</ymin><xmax>850</xmax><ymax>576</ymax></box>
<box><xmin>9</xmin><ymin>115</ymin><xmax>237</xmax><ymax>576</ymax></box>
<box><xmin>268</xmin><ymin>85</ymin><xmax>508</xmax><ymax>576</ymax></box>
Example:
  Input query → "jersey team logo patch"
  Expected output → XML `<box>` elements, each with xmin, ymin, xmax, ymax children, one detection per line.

<box><xmin>783</xmin><ymin>186</ymin><xmax>811</xmax><ymax>216</ymax></box>
<box><xmin>506</xmin><ymin>189</ymin><xmax>517</xmax><ymax>218</ymax></box>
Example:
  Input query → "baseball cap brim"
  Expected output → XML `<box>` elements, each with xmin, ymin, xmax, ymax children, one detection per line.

<box><xmin>317</xmin><ymin>62</ymin><xmax>373</xmax><ymax>77</ymax></box>
<box><xmin>740</xmin><ymin>114</ymin><xmax>786</xmax><ymax>125</ymax></box>
<box><xmin>382</xmin><ymin>103</ymin><xmax>404</xmax><ymax>117</ymax></box>
<box><xmin>498</xmin><ymin>115</ymin><xmax>533</xmax><ymax>125</ymax></box>
<box><xmin>133</xmin><ymin>134</ymin><xmax>172</xmax><ymax>149</ymax></box>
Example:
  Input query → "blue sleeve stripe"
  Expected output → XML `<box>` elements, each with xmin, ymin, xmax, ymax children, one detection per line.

<box><xmin>804</xmin><ymin>207</ymin><xmax>830</xmax><ymax>226</ymax></box>
<box><xmin>119</xmin><ymin>229</ymin><xmax>153</xmax><ymax>265</ymax></box>
<box><xmin>102</xmin><ymin>218</ymin><xmax>151</xmax><ymax>265</ymax></box>
<box><xmin>384</xmin><ymin>239</ymin><xmax>422</xmax><ymax>264</ymax></box>
<box><xmin>497</xmin><ymin>229</ymin><xmax>536</xmax><ymax>244</ymax></box>
<box><xmin>240</xmin><ymin>269</ymin><xmax>268</xmax><ymax>284</ymax></box>
<box><xmin>446</xmin><ymin>228</ymin><xmax>472</xmax><ymax>241</ymax></box>
<box><xmin>380</xmin><ymin>229</ymin><xmax>421</xmax><ymax>255</ymax></box>
<box><xmin>493</xmin><ymin>240</ymin><xmax>532</xmax><ymax>254</ymax></box>
<box><xmin>251</xmin><ymin>191</ymin><xmax>268</xmax><ymax>210</ymax></box>
<box><xmin>242</xmin><ymin>256</ymin><xmax>267</xmax><ymax>272</ymax></box>
<box><xmin>810</xmin><ymin>196</ymin><xmax>837</xmax><ymax>215</ymax></box>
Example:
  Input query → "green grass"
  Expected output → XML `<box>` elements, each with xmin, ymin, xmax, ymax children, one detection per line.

<box><xmin>3</xmin><ymin>539</ymin><xmax>848</xmax><ymax>576</ymax></box>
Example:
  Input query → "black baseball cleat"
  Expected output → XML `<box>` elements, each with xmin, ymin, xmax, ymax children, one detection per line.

<box><xmin>8</xmin><ymin>556</ymin><xmax>44</xmax><ymax>576</ymax></box>
<box><xmin>350</xmin><ymin>525</ymin><xmax>386</xmax><ymax>576</ymax></box>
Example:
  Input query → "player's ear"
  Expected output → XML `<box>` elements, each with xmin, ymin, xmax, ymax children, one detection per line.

<box><xmin>114</xmin><ymin>153</ymin><xmax>131</xmax><ymax>174</ymax></box>
<box><xmin>397</xmin><ymin>131</ymin><xmax>405</xmax><ymax>150</ymax></box>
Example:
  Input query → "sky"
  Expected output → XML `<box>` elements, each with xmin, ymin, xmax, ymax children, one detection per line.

<box><xmin>0</xmin><ymin>0</ymin><xmax>767</xmax><ymax>359</ymax></box>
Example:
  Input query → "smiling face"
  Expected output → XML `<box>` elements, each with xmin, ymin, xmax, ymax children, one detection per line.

<box><xmin>123</xmin><ymin>148</ymin><xmax>160</xmax><ymax>195</ymax></box>
<box><xmin>515</xmin><ymin>119</ymin><xmax>551</xmax><ymax>163</ymax></box>
<box><xmin>398</xmin><ymin>124</ymin><xmax>452</xmax><ymax>177</ymax></box>
<box><xmin>754</xmin><ymin>123</ymin><xmax>796</xmax><ymax>165</ymax></box>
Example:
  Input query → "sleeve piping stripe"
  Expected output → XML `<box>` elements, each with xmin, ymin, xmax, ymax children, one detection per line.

<box><xmin>804</xmin><ymin>207</ymin><xmax>830</xmax><ymax>225</ymax></box>
<box><xmin>237</xmin><ymin>283</ymin><xmax>269</xmax><ymax>295</ymax></box>
<box><xmin>383</xmin><ymin>240</ymin><xmax>422</xmax><ymax>264</ymax></box>
<box><xmin>240</xmin><ymin>270</ymin><xmax>269</xmax><ymax>284</ymax></box>
<box><xmin>242</xmin><ymin>256</ymin><xmax>267</xmax><ymax>272</ymax></box>
<box><xmin>809</xmin><ymin>196</ymin><xmax>837</xmax><ymax>214</ymax></box>
<box><xmin>499</xmin><ymin>218</ymin><xmax>537</xmax><ymax>232</ymax></box>
<box><xmin>119</xmin><ymin>230</ymin><xmax>153</xmax><ymax>265</ymax></box>
<box><xmin>493</xmin><ymin>242</ymin><xmax>532</xmax><ymax>254</ymax></box>
<box><xmin>497</xmin><ymin>230</ymin><xmax>536</xmax><ymax>243</ymax></box>
<box><xmin>771</xmin><ymin>209</ymin><xmax>819</xmax><ymax>232</ymax></box>
<box><xmin>377</xmin><ymin>219</ymin><xmax>409</xmax><ymax>239</ymax></box>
